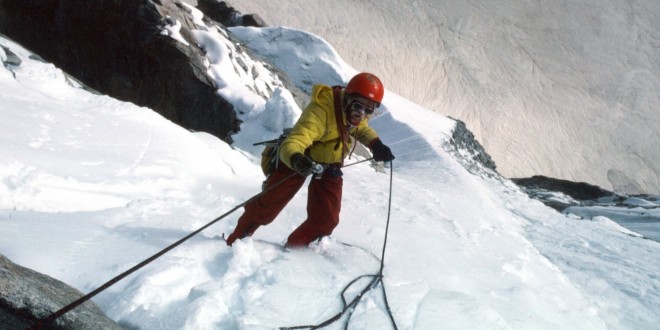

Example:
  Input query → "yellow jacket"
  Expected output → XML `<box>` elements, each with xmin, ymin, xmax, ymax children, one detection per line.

<box><xmin>279</xmin><ymin>84</ymin><xmax>379</xmax><ymax>168</ymax></box>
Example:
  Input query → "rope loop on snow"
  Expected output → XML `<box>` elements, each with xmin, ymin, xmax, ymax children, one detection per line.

<box><xmin>30</xmin><ymin>157</ymin><xmax>378</xmax><ymax>329</ymax></box>
<box><xmin>280</xmin><ymin>160</ymin><xmax>398</xmax><ymax>330</ymax></box>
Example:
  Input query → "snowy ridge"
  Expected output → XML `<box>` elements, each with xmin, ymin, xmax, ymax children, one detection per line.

<box><xmin>1</xmin><ymin>16</ymin><xmax>660</xmax><ymax>330</ymax></box>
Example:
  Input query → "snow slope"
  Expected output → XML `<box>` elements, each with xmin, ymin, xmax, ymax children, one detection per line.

<box><xmin>225</xmin><ymin>0</ymin><xmax>660</xmax><ymax>195</ymax></box>
<box><xmin>1</xmin><ymin>13</ymin><xmax>660</xmax><ymax>330</ymax></box>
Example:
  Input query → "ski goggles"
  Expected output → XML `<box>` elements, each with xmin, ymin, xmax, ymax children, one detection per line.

<box><xmin>350</xmin><ymin>101</ymin><xmax>375</xmax><ymax>115</ymax></box>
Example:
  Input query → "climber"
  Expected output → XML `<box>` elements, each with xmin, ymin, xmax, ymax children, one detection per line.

<box><xmin>226</xmin><ymin>72</ymin><xmax>395</xmax><ymax>247</ymax></box>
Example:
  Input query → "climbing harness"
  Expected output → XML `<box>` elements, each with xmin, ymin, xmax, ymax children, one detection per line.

<box><xmin>30</xmin><ymin>157</ymin><xmax>383</xmax><ymax>329</ymax></box>
<box><xmin>281</xmin><ymin>161</ymin><xmax>398</xmax><ymax>330</ymax></box>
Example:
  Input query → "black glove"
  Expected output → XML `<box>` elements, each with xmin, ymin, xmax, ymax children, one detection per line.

<box><xmin>291</xmin><ymin>153</ymin><xmax>316</xmax><ymax>176</ymax></box>
<box><xmin>370</xmin><ymin>139</ymin><xmax>395</xmax><ymax>162</ymax></box>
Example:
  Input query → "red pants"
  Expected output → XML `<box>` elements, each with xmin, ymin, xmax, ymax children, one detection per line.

<box><xmin>226</xmin><ymin>162</ymin><xmax>343</xmax><ymax>247</ymax></box>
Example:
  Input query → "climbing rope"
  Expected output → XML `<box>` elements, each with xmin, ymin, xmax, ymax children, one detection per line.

<box><xmin>280</xmin><ymin>160</ymin><xmax>398</xmax><ymax>330</ymax></box>
<box><xmin>30</xmin><ymin>157</ymin><xmax>378</xmax><ymax>329</ymax></box>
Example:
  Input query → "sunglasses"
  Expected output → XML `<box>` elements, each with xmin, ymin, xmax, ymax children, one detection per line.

<box><xmin>350</xmin><ymin>101</ymin><xmax>375</xmax><ymax>115</ymax></box>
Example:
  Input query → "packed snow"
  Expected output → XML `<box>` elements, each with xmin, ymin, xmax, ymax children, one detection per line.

<box><xmin>224</xmin><ymin>0</ymin><xmax>660</xmax><ymax>195</ymax></box>
<box><xmin>1</xmin><ymin>11</ymin><xmax>660</xmax><ymax>330</ymax></box>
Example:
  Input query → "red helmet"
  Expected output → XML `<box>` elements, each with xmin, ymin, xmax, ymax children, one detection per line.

<box><xmin>345</xmin><ymin>72</ymin><xmax>384</xmax><ymax>105</ymax></box>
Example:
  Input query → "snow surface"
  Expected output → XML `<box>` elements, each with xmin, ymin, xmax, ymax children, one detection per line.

<box><xmin>225</xmin><ymin>0</ymin><xmax>660</xmax><ymax>195</ymax></box>
<box><xmin>1</xmin><ymin>13</ymin><xmax>660</xmax><ymax>330</ymax></box>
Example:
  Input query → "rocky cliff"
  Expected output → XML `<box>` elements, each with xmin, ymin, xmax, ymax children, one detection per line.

<box><xmin>0</xmin><ymin>254</ymin><xmax>122</xmax><ymax>329</ymax></box>
<box><xmin>0</xmin><ymin>0</ymin><xmax>266</xmax><ymax>143</ymax></box>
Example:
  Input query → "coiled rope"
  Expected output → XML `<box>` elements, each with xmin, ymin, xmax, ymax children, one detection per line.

<box><xmin>30</xmin><ymin>157</ymin><xmax>382</xmax><ymax>329</ymax></box>
<box><xmin>280</xmin><ymin>160</ymin><xmax>398</xmax><ymax>330</ymax></box>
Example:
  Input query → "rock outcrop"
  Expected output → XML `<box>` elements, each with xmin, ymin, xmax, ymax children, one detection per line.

<box><xmin>0</xmin><ymin>254</ymin><xmax>122</xmax><ymax>330</ymax></box>
<box><xmin>448</xmin><ymin>118</ymin><xmax>498</xmax><ymax>175</ymax></box>
<box><xmin>512</xmin><ymin>175</ymin><xmax>613</xmax><ymax>201</ymax></box>
<box><xmin>0</xmin><ymin>0</ymin><xmax>265</xmax><ymax>143</ymax></box>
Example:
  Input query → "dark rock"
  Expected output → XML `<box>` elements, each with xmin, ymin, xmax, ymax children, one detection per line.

<box><xmin>1</xmin><ymin>45</ymin><xmax>22</xmax><ymax>66</ymax></box>
<box><xmin>449</xmin><ymin>118</ymin><xmax>497</xmax><ymax>172</ymax></box>
<box><xmin>241</xmin><ymin>14</ymin><xmax>267</xmax><ymax>27</ymax></box>
<box><xmin>196</xmin><ymin>0</ymin><xmax>267</xmax><ymax>27</ymax></box>
<box><xmin>0</xmin><ymin>254</ymin><xmax>122</xmax><ymax>330</ymax></box>
<box><xmin>0</xmin><ymin>0</ymin><xmax>239</xmax><ymax>142</ymax></box>
<box><xmin>196</xmin><ymin>0</ymin><xmax>240</xmax><ymax>26</ymax></box>
<box><xmin>511</xmin><ymin>175</ymin><xmax>613</xmax><ymax>201</ymax></box>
